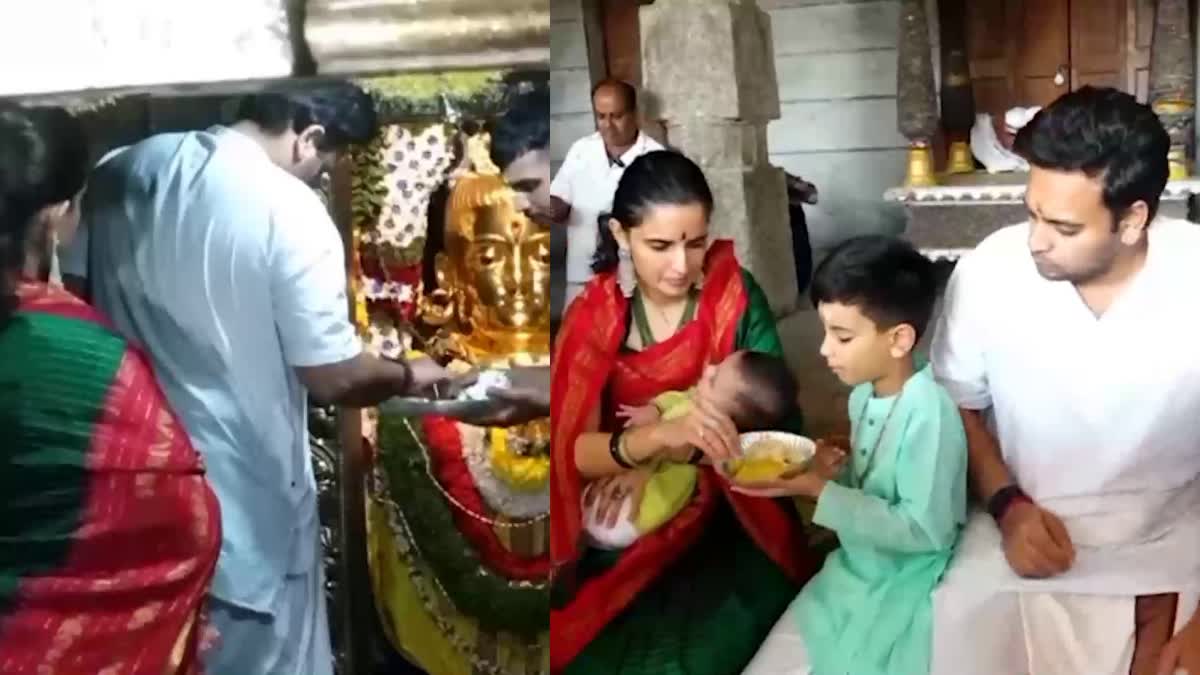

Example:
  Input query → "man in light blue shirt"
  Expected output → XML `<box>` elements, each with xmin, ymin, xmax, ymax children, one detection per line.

<box><xmin>66</xmin><ymin>83</ymin><xmax>452</xmax><ymax>675</ymax></box>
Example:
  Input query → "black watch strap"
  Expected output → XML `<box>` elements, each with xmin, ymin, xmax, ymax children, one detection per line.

<box><xmin>987</xmin><ymin>484</ymin><xmax>1029</xmax><ymax>522</ymax></box>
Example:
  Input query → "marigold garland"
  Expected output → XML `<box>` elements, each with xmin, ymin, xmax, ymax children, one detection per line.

<box><xmin>488</xmin><ymin>428</ymin><xmax>550</xmax><ymax>493</ymax></box>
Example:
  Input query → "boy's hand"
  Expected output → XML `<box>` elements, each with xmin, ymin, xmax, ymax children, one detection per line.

<box><xmin>729</xmin><ymin>469</ymin><xmax>828</xmax><ymax>499</ymax></box>
<box><xmin>617</xmin><ymin>403</ymin><xmax>661</xmax><ymax>428</ymax></box>
<box><xmin>811</xmin><ymin>436</ymin><xmax>850</xmax><ymax>480</ymax></box>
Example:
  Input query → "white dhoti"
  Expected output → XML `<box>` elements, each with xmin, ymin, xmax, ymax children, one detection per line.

<box><xmin>932</xmin><ymin>483</ymin><xmax>1200</xmax><ymax>675</ymax></box>
<box><xmin>203</xmin><ymin>502</ymin><xmax>333</xmax><ymax>675</ymax></box>
<box><xmin>927</xmin><ymin>217</ymin><xmax>1200</xmax><ymax>675</ymax></box>
<box><xmin>204</xmin><ymin>565</ymin><xmax>333</xmax><ymax>675</ymax></box>
<box><xmin>741</xmin><ymin>594</ymin><xmax>812</xmax><ymax>675</ymax></box>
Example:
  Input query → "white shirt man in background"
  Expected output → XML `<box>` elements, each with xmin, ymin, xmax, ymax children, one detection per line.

<box><xmin>550</xmin><ymin>79</ymin><xmax>662</xmax><ymax>311</ymax></box>
<box><xmin>930</xmin><ymin>86</ymin><xmax>1200</xmax><ymax>675</ymax></box>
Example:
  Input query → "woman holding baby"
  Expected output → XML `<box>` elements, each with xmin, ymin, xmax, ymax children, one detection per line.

<box><xmin>550</xmin><ymin>150</ymin><xmax>822</xmax><ymax>674</ymax></box>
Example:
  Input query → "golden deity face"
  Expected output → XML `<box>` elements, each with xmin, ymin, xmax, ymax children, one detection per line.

<box><xmin>440</xmin><ymin>173</ymin><xmax>551</xmax><ymax>348</ymax></box>
<box><xmin>470</xmin><ymin>193</ymin><xmax>551</xmax><ymax>328</ymax></box>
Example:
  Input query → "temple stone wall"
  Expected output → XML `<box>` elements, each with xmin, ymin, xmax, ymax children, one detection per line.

<box><xmin>549</xmin><ymin>0</ymin><xmax>590</xmax><ymax>329</ymax></box>
<box><xmin>642</xmin><ymin>0</ymin><xmax>799</xmax><ymax>314</ymax></box>
<box><xmin>549</xmin><ymin>0</ymin><xmax>594</xmax><ymax>176</ymax></box>
<box><xmin>760</xmin><ymin>0</ymin><xmax>938</xmax><ymax>253</ymax></box>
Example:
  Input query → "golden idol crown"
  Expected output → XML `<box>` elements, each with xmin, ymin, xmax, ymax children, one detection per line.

<box><xmin>446</xmin><ymin>132</ymin><xmax>521</xmax><ymax>240</ymax></box>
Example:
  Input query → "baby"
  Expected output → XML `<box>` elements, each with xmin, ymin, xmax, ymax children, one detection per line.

<box><xmin>583</xmin><ymin>350</ymin><xmax>797</xmax><ymax>549</ymax></box>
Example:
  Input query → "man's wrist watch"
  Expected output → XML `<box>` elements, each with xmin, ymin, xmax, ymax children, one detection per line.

<box><xmin>987</xmin><ymin>484</ymin><xmax>1032</xmax><ymax>522</ymax></box>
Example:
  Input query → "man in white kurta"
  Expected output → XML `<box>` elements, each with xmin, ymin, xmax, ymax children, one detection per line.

<box><xmin>68</xmin><ymin>85</ymin><xmax>456</xmax><ymax>675</ymax></box>
<box><xmin>930</xmin><ymin>86</ymin><xmax>1200</xmax><ymax>675</ymax></box>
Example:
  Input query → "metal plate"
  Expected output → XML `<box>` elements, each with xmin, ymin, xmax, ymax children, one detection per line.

<box><xmin>378</xmin><ymin>395</ymin><xmax>508</xmax><ymax>418</ymax></box>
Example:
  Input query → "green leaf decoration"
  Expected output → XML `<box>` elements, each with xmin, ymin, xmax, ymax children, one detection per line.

<box><xmin>376</xmin><ymin>413</ymin><xmax>550</xmax><ymax>637</ymax></box>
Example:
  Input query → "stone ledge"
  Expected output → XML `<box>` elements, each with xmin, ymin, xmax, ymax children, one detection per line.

<box><xmin>885</xmin><ymin>178</ymin><xmax>1200</xmax><ymax>205</ymax></box>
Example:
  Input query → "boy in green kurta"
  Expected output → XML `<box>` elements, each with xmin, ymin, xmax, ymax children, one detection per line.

<box><xmin>737</xmin><ymin>235</ymin><xmax>968</xmax><ymax>675</ymax></box>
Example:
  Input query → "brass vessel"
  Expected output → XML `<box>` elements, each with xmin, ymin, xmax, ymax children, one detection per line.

<box><xmin>904</xmin><ymin>142</ymin><xmax>938</xmax><ymax>188</ymax></box>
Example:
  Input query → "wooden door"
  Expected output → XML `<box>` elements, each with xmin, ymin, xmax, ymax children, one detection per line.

<box><xmin>600</xmin><ymin>0</ymin><xmax>643</xmax><ymax>87</ymax></box>
<box><xmin>965</xmin><ymin>0</ymin><xmax>1018</xmax><ymax>121</ymax></box>
<box><xmin>1070</xmin><ymin>0</ymin><xmax>1127</xmax><ymax>90</ymax></box>
<box><xmin>1016</xmin><ymin>0</ymin><xmax>1072</xmax><ymax>108</ymax></box>
<box><xmin>965</xmin><ymin>0</ymin><xmax>1131</xmax><ymax>118</ymax></box>
<box><xmin>967</xmin><ymin>0</ymin><xmax>1071</xmax><ymax>119</ymax></box>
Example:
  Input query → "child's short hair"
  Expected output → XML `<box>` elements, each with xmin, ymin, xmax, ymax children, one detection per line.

<box><xmin>730</xmin><ymin>351</ymin><xmax>797</xmax><ymax>431</ymax></box>
<box><xmin>810</xmin><ymin>235</ymin><xmax>938</xmax><ymax>340</ymax></box>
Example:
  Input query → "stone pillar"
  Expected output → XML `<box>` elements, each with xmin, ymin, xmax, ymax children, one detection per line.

<box><xmin>640</xmin><ymin>0</ymin><xmax>798</xmax><ymax>314</ymax></box>
<box><xmin>897</xmin><ymin>0</ymin><xmax>940</xmax><ymax>187</ymax></box>
<box><xmin>1149</xmin><ymin>0</ymin><xmax>1195</xmax><ymax>179</ymax></box>
<box><xmin>938</xmin><ymin>0</ymin><xmax>975</xmax><ymax>174</ymax></box>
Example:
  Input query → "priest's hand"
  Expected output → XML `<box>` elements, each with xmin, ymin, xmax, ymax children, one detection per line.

<box><xmin>406</xmin><ymin>356</ymin><xmax>474</xmax><ymax>398</ymax></box>
<box><xmin>1155</xmin><ymin>612</ymin><xmax>1200</xmax><ymax>675</ymax></box>
<box><xmin>998</xmin><ymin>501</ymin><xmax>1076</xmax><ymax>578</ymax></box>
<box><xmin>453</xmin><ymin>366</ymin><xmax>550</xmax><ymax>427</ymax></box>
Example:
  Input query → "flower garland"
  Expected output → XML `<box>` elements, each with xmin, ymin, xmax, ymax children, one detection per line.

<box><xmin>487</xmin><ymin>428</ymin><xmax>550</xmax><ymax>494</ymax></box>
<box><xmin>420</xmin><ymin>415</ymin><xmax>550</xmax><ymax>581</ymax></box>
<box><xmin>460</xmin><ymin>424</ymin><xmax>549</xmax><ymax>520</ymax></box>
<box><xmin>376</xmin><ymin>413</ymin><xmax>549</xmax><ymax>636</ymax></box>
<box><xmin>356</xmin><ymin>71</ymin><xmax>511</xmax><ymax>121</ymax></box>
<box><xmin>369</xmin><ymin>467</ymin><xmax>549</xmax><ymax>675</ymax></box>
<box><xmin>349</xmin><ymin>122</ymin><xmax>454</xmax><ymax>359</ymax></box>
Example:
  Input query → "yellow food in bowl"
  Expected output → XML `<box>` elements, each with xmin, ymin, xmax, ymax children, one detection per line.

<box><xmin>730</xmin><ymin>456</ymin><xmax>793</xmax><ymax>482</ymax></box>
<box><xmin>726</xmin><ymin>439</ymin><xmax>809</xmax><ymax>483</ymax></box>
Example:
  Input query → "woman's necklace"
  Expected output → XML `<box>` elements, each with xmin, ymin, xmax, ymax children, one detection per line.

<box><xmin>850</xmin><ymin>387</ymin><xmax>905</xmax><ymax>489</ymax></box>
<box><xmin>652</xmin><ymin>302</ymin><xmax>675</xmax><ymax>330</ymax></box>
<box><xmin>632</xmin><ymin>289</ymin><xmax>697</xmax><ymax>347</ymax></box>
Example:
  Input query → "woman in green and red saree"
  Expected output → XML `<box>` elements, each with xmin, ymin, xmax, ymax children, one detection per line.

<box><xmin>550</xmin><ymin>150</ymin><xmax>822</xmax><ymax>674</ymax></box>
<box><xmin>0</xmin><ymin>107</ymin><xmax>220</xmax><ymax>674</ymax></box>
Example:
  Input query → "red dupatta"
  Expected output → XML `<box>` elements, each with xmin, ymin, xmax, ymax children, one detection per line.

<box><xmin>0</xmin><ymin>282</ymin><xmax>221</xmax><ymax>675</ymax></box>
<box><xmin>549</xmin><ymin>241</ymin><xmax>812</xmax><ymax>671</ymax></box>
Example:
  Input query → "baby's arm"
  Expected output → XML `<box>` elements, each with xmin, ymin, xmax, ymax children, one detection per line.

<box><xmin>617</xmin><ymin>403</ymin><xmax>662</xmax><ymax>428</ymax></box>
<box><xmin>617</xmin><ymin>390</ymin><xmax>691</xmax><ymax>428</ymax></box>
<box><xmin>810</xmin><ymin>406</ymin><xmax>967</xmax><ymax>554</ymax></box>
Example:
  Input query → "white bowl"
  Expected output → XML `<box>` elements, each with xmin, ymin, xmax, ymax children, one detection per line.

<box><xmin>739</xmin><ymin>431</ymin><xmax>815</xmax><ymax>460</ymax></box>
<box><xmin>724</xmin><ymin>431</ymin><xmax>816</xmax><ymax>482</ymax></box>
